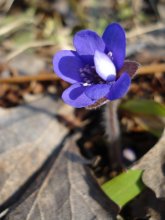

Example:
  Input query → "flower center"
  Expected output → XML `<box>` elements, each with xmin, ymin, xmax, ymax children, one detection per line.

<box><xmin>80</xmin><ymin>65</ymin><xmax>104</xmax><ymax>85</ymax></box>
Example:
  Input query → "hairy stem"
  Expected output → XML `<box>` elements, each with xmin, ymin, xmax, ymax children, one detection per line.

<box><xmin>104</xmin><ymin>101</ymin><xmax>123</xmax><ymax>171</ymax></box>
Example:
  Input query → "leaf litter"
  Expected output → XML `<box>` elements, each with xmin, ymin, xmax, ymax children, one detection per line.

<box><xmin>2</xmin><ymin>135</ymin><xmax>118</xmax><ymax>220</ymax></box>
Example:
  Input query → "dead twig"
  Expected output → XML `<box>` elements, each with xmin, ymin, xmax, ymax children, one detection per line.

<box><xmin>137</xmin><ymin>63</ymin><xmax>165</xmax><ymax>75</ymax></box>
<box><xmin>0</xmin><ymin>64</ymin><xmax>164</xmax><ymax>84</ymax></box>
<box><xmin>0</xmin><ymin>72</ymin><xmax>58</xmax><ymax>84</ymax></box>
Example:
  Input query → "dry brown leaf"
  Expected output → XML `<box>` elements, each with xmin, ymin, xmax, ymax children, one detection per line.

<box><xmin>0</xmin><ymin>96</ymin><xmax>69</xmax><ymax>206</ymax></box>
<box><xmin>4</xmin><ymin>136</ymin><xmax>118</xmax><ymax>220</ymax></box>
<box><xmin>133</xmin><ymin>129</ymin><xmax>165</xmax><ymax>198</ymax></box>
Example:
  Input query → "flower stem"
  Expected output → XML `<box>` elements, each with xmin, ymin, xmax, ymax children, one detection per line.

<box><xmin>104</xmin><ymin>101</ymin><xmax>123</xmax><ymax>172</ymax></box>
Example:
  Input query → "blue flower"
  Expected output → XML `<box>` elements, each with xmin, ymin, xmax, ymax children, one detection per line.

<box><xmin>53</xmin><ymin>23</ymin><xmax>139</xmax><ymax>108</ymax></box>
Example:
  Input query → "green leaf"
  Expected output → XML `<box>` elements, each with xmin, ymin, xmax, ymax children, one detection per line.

<box><xmin>102</xmin><ymin>170</ymin><xmax>144</xmax><ymax>207</ymax></box>
<box><xmin>120</xmin><ymin>99</ymin><xmax>165</xmax><ymax>117</ymax></box>
<box><xmin>134</xmin><ymin>115</ymin><xmax>164</xmax><ymax>137</ymax></box>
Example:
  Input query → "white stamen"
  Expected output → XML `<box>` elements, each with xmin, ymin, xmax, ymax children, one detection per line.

<box><xmin>83</xmin><ymin>82</ymin><xmax>91</xmax><ymax>86</ymax></box>
<box><xmin>108</xmin><ymin>51</ymin><xmax>113</xmax><ymax>57</ymax></box>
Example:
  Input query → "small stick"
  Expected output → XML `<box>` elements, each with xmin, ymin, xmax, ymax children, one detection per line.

<box><xmin>0</xmin><ymin>63</ymin><xmax>164</xmax><ymax>84</ymax></box>
<box><xmin>137</xmin><ymin>63</ymin><xmax>165</xmax><ymax>75</ymax></box>
<box><xmin>0</xmin><ymin>73</ymin><xmax>58</xmax><ymax>84</ymax></box>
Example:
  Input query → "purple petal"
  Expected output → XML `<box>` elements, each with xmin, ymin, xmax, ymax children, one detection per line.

<box><xmin>118</xmin><ymin>60</ymin><xmax>140</xmax><ymax>78</ymax></box>
<box><xmin>73</xmin><ymin>30</ymin><xmax>105</xmax><ymax>57</ymax></box>
<box><xmin>53</xmin><ymin>50</ymin><xmax>84</xmax><ymax>84</ymax></box>
<box><xmin>107</xmin><ymin>72</ymin><xmax>131</xmax><ymax>100</ymax></box>
<box><xmin>85</xmin><ymin>84</ymin><xmax>111</xmax><ymax>100</ymax></box>
<box><xmin>102</xmin><ymin>23</ymin><xmax>126</xmax><ymax>71</ymax></box>
<box><xmin>62</xmin><ymin>83</ymin><xmax>95</xmax><ymax>108</ymax></box>
<box><xmin>94</xmin><ymin>50</ymin><xmax>116</xmax><ymax>81</ymax></box>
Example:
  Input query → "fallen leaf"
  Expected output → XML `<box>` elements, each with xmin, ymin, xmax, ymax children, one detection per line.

<box><xmin>0</xmin><ymin>96</ymin><xmax>69</xmax><ymax>206</ymax></box>
<box><xmin>133</xmin><ymin>129</ymin><xmax>165</xmax><ymax>198</ymax></box>
<box><xmin>4</xmin><ymin>136</ymin><xmax>118</xmax><ymax>220</ymax></box>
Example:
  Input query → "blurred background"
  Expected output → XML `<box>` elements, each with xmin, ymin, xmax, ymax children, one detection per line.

<box><xmin>0</xmin><ymin>0</ymin><xmax>164</xmax><ymax>107</ymax></box>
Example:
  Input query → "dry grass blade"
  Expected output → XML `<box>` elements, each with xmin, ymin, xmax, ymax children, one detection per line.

<box><xmin>127</xmin><ymin>22</ymin><xmax>165</xmax><ymax>39</ymax></box>
<box><xmin>0</xmin><ymin>18</ymin><xmax>34</xmax><ymax>36</ymax></box>
<box><xmin>5</xmin><ymin>41</ymin><xmax>55</xmax><ymax>62</ymax></box>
